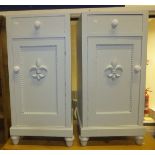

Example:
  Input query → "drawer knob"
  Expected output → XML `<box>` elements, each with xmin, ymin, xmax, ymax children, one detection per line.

<box><xmin>134</xmin><ymin>65</ymin><xmax>141</xmax><ymax>73</ymax></box>
<box><xmin>13</xmin><ymin>66</ymin><xmax>20</xmax><ymax>73</ymax></box>
<box><xmin>34</xmin><ymin>20</ymin><xmax>41</xmax><ymax>29</ymax></box>
<box><xmin>111</xmin><ymin>19</ymin><xmax>119</xmax><ymax>28</ymax></box>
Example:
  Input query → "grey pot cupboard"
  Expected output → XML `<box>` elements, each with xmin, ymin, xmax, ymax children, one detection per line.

<box><xmin>77</xmin><ymin>11</ymin><xmax>148</xmax><ymax>146</ymax></box>
<box><xmin>6</xmin><ymin>13</ymin><xmax>73</xmax><ymax>146</ymax></box>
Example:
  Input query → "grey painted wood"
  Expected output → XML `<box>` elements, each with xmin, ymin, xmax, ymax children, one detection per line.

<box><xmin>87</xmin><ymin>14</ymin><xmax>143</xmax><ymax>36</ymax></box>
<box><xmin>77</xmin><ymin>15</ymin><xmax>83</xmax><ymax>125</ymax></box>
<box><xmin>6</xmin><ymin>13</ymin><xmax>73</xmax><ymax>146</ymax></box>
<box><xmin>77</xmin><ymin>11</ymin><xmax>148</xmax><ymax>145</ymax></box>
<box><xmin>9</xmin><ymin>15</ymin><xmax>66</xmax><ymax>38</ymax></box>
<box><xmin>10</xmin><ymin>126</ymin><xmax>73</xmax><ymax>137</ymax></box>
<box><xmin>11</xmin><ymin>39</ymin><xmax>66</xmax><ymax>126</ymax></box>
<box><xmin>87</xmin><ymin>37</ymin><xmax>141</xmax><ymax>126</ymax></box>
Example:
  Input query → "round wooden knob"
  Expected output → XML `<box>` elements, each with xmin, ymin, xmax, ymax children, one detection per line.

<box><xmin>34</xmin><ymin>20</ymin><xmax>41</xmax><ymax>29</ymax></box>
<box><xmin>13</xmin><ymin>66</ymin><xmax>20</xmax><ymax>73</ymax></box>
<box><xmin>134</xmin><ymin>65</ymin><xmax>141</xmax><ymax>73</ymax></box>
<box><xmin>111</xmin><ymin>19</ymin><xmax>119</xmax><ymax>28</ymax></box>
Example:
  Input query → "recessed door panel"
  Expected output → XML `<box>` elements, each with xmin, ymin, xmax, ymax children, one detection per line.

<box><xmin>12</xmin><ymin>38</ymin><xmax>66</xmax><ymax>126</ymax></box>
<box><xmin>88</xmin><ymin>37</ymin><xmax>142</xmax><ymax>126</ymax></box>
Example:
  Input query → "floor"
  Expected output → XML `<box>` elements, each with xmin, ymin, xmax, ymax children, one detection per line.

<box><xmin>1</xmin><ymin>122</ymin><xmax>155</xmax><ymax>150</ymax></box>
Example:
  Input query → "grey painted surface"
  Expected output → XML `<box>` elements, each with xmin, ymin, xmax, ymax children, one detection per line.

<box><xmin>6</xmin><ymin>13</ymin><xmax>73</xmax><ymax>143</ymax></box>
<box><xmin>77</xmin><ymin>11</ymin><xmax>148</xmax><ymax>141</ymax></box>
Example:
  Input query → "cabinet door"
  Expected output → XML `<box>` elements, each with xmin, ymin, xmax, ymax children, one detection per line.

<box><xmin>87</xmin><ymin>37</ymin><xmax>142</xmax><ymax>126</ymax></box>
<box><xmin>10</xmin><ymin>38</ymin><xmax>66</xmax><ymax>127</ymax></box>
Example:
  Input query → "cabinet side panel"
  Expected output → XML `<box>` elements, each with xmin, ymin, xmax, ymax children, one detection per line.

<box><xmin>138</xmin><ymin>11</ymin><xmax>148</xmax><ymax>125</ymax></box>
<box><xmin>6</xmin><ymin>16</ymin><xmax>17</xmax><ymax>126</ymax></box>
<box><xmin>77</xmin><ymin>15</ymin><xmax>83</xmax><ymax>125</ymax></box>
<box><xmin>64</xmin><ymin>14</ymin><xmax>72</xmax><ymax>128</ymax></box>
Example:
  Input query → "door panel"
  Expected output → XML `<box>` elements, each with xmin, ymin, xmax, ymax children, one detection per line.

<box><xmin>12</xmin><ymin>38</ymin><xmax>65</xmax><ymax>126</ymax></box>
<box><xmin>88</xmin><ymin>37</ymin><xmax>141</xmax><ymax>126</ymax></box>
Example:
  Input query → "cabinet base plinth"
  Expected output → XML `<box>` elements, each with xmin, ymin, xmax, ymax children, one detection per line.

<box><xmin>10</xmin><ymin>126</ymin><xmax>73</xmax><ymax>146</ymax></box>
<box><xmin>78</xmin><ymin>116</ymin><xmax>145</xmax><ymax>145</ymax></box>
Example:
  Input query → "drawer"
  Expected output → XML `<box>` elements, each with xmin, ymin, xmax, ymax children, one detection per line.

<box><xmin>9</xmin><ymin>15</ymin><xmax>66</xmax><ymax>38</ymax></box>
<box><xmin>87</xmin><ymin>14</ymin><xmax>143</xmax><ymax>36</ymax></box>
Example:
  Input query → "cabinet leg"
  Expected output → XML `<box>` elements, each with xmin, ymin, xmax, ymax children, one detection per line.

<box><xmin>11</xmin><ymin>136</ymin><xmax>20</xmax><ymax>145</ymax></box>
<box><xmin>135</xmin><ymin>136</ymin><xmax>144</xmax><ymax>145</ymax></box>
<box><xmin>65</xmin><ymin>136</ymin><xmax>74</xmax><ymax>147</ymax></box>
<box><xmin>79</xmin><ymin>136</ymin><xmax>89</xmax><ymax>146</ymax></box>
